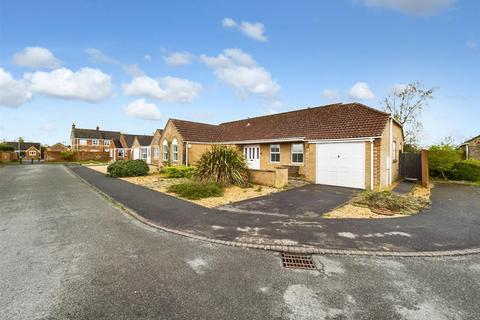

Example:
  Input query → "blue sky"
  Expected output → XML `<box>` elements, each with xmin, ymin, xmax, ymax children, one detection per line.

<box><xmin>0</xmin><ymin>0</ymin><xmax>478</xmax><ymax>145</ymax></box>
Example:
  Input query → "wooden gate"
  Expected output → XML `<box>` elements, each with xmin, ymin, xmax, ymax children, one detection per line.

<box><xmin>400</xmin><ymin>152</ymin><xmax>422</xmax><ymax>180</ymax></box>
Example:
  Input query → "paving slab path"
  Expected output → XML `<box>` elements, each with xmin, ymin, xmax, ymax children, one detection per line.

<box><xmin>69</xmin><ymin>165</ymin><xmax>480</xmax><ymax>253</ymax></box>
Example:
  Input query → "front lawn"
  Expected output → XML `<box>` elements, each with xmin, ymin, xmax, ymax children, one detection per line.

<box><xmin>122</xmin><ymin>173</ymin><xmax>280</xmax><ymax>207</ymax></box>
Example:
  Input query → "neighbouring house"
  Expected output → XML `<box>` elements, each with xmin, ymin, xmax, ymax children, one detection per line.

<box><xmin>150</xmin><ymin>129</ymin><xmax>163</xmax><ymax>166</ymax></box>
<box><xmin>44</xmin><ymin>143</ymin><xmax>70</xmax><ymax>162</ymax></box>
<box><xmin>157</xmin><ymin>103</ymin><xmax>404</xmax><ymax>190</ymax></box>
<box><xmin>132</xmin><ymin>135</ymin><xmax>154</xmax><ymax>164</ymax></box>
<box><xmin>112</xmin><ymin>133</ymin><xmax>137</xmax><ymax>161</ymax></box>
<box><xmin>70</xmin><ymin>124</ymin><xmax>119</xmax><ymax>161</ymax></box>
<box><xmin>5</xmin><ymin>141</ymin><xmax>42</xmax><ymax>160</ymax></box>
<box><xmin>461</xmin><ymin>135</ymin><xmax>480</xmax><ymax>161</ymax></box>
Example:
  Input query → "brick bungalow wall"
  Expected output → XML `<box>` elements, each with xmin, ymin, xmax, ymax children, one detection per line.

<box><xmin>24</xmin><ymin>146</ymin><xmax>41</xmax><ymax>160</ymax></box>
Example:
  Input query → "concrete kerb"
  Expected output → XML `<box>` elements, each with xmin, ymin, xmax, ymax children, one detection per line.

<box><xmin>66</xmin><ymin>166</ymin><xmax>480</xmax><ymax>258</ymax></box>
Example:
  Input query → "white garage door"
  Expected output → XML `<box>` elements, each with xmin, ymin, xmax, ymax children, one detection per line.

<box><xmin>316</xmin><ymin>142</ymin><xmax>366</xmax><ymax>189</ymax></box>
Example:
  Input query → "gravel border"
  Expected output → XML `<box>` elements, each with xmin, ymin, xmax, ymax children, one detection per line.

<box><xmin>68</xmin><ymin>166</ymin><xmax>480</xmax><ymax>257</ymax></box>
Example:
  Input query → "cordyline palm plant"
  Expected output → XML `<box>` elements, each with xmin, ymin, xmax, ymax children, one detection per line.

<box><xmin>195</xmin><ymin>145</ymin><xmax>249</xmax><ymax>186</ymax></box>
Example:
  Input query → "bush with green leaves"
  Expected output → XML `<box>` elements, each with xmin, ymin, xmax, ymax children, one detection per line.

<box><xmin>107</xmin><ymin>160</ymin><xmax>149</xmax><ymax>177</ymax></box>
<box><xmin>0</xmin><ymin>143</ymin><xmax>14</xmax><ymax>152</ymax></box>
<box><xmin>428</xmin><ymin>144</ymin><xmax>462</xmax><ymax>179</ymax></box>
<box><xmin>167</xmin><ymin>181</ymin><xmax>224</xmax><ymax>200</ymax></box>
<box><xmin>161</xmin><ymin>165</ymin><xmax>196</xmax><ymax>178</ymax></box>
<box><xmin>60</xmin><ymin>150</ymin><xmax>74</xmax><ymax>161</ymax></box>
<box><xmin>447</xmin><ymin>159</ymin><xmax>480</xmax><ymax>182</ymax></box>
<box><xmin>195</xmin><ymin>145</ymin><xmax>249</xmax><ymax>186</ymax></box>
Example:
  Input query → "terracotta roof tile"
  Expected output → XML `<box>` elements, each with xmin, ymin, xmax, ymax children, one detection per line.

<box><xmin>170</xmin><ymin>103</ymin><xmax>393</xmax><ymax>143</ymax></box>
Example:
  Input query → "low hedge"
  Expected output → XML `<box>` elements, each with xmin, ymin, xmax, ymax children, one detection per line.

<box><xmin>167</xmin><ymin>181</ymin><xmax>224</xmax><ymax>200</ymax></box>
<box><xmin>447</xmin><ymin>159</ymin><xmax>480</xmax><ymax>182</ymax></box>
<box><xmin>161</xmin><ymin>165</ymin><xmax>196</xmax><ymax>178</ymax></box>
<box><xmin>107</xmin><ymin>160</ymin><xmax>149</xmax><ymax>177</ymax></box>
<box><xmin>0</xmin><ymin>143</ymin><xmax>14</xmax><ymax>152</ymax></box>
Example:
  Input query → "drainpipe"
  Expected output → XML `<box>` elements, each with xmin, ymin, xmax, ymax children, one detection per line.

<box><xmin>466</xmin><ymin>144</ymin><xmax>469</xmax><ymax>160</ymax></box>
<box><xmin>185</xmin><ymin>142</ymin><xmax>189</xmax><ymax>166</ymax></box>
<box><xmin>370</xmin><ymin>138</ymin><xmax>374</xmax><ymax>191</ymax></box>
<box><xmin>389</xmin><ymin>116</ymin><xmax>393</xmax><ymax>186</ymax></box>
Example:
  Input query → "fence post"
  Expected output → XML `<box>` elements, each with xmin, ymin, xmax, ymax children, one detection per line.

<box><xmin>420</xmin><ymin>149</ymin><xmax>429</xmax><ymax>188</ymax></box>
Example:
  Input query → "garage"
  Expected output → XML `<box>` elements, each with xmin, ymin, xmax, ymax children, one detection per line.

<box><xmin>315</xmin><ymin>142</ymin><xmax>366</xmax><ymax>189</ymax></box>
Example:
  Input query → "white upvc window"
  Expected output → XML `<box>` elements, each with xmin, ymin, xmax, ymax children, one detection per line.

<box><xmin>92</xmin><ymin>139</ymin><xmax>99</xmax><ymax>146</ymax></box>
<box><xmin>79</xmin><ymin>139</ymin><xmax>87</xmax><ymax>145</ymax></box>
<box><xmin>29</xmin><ymin>150</ymin><xmax>36</xmax><ymax>156</ymax></box>
<box><xmin>118</xmin><ymin>149</ymin><xmax>124</xmax><ymax>158</ymax></box>
<box><xmin>153</xmin><ymin>147</ymin><xmax>159</xmax><ymax>159</ymax></box>
<box><xmin>270</xmin><ymin>144</ymin><xmax>280</xmax><ymax>163</ymax></box>
<box><xmin>172</xmin><ymin>138</ymin><xmax>178</xmax><ymax>161</ymax></box>
<box><xmin>140</xmin><ymin>147</ymin><xmax>149</xmax><ymax>160</ymax></box>
<box><xmin>392</xmin><ymin>140</ymin><xmax>397</xmax><ymax>161</ymax></box>
<box><xmin>291</xmin><ymin>143</ymin><xmax>304</xmax><ymax>164</ymax></box>
<box><xmin>162</xmin><ymin>140</ymin><xmax>168</xmax><ymax>161</ymax></box>
<box><xmin>104</xmin><ymin>140</ymin><xmax>110</xmax><ymax>146</ymax></box>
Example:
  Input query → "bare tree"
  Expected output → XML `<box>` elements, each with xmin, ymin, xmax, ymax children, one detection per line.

<box><xmin>382</xmin><ymin>81</ymin><xmax>434</xmax><ymax>146</ymax></box>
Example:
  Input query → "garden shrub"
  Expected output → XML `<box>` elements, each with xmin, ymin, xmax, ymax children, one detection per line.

<box><xmin>428</xmin><ymin>144</ymin><xmax>462</xmax><ymax>179</ymax></box>
<box><xmin>60</xmin><ymin>150</ymin><xmax>74</xmax><ymax>161</ymax></box>
<box><xmin>107</xmin><ymin>160</ymin><xmax>149</xmax><ymax>177</ymax></box>
<box><xmin>195</xmin><ymin>145</ymin><xmax>249</xmax><ymax>186</ymax></box>
<box><xmin>161</xmin><ymin>165</ymin><xmax>196</xmax><ymax>178</ymax></box>
<box><xmin>353</xmin><ymin>191</ymin><xmax>430</xmax><ymax>215</ymax></box>
<box><xmin>447</xmin><ymin>159</ymin><xmax>480</xmax><ymax>182</ymax></box>
<box><xmin>167</xmin><ymin>181</ymin><xmax>224</xmax><ymax>200</ymax></box>
<box><xmin>0</xmin><ymin>143</ymin><xmax>14</xmax><ymax>152</ymax></box>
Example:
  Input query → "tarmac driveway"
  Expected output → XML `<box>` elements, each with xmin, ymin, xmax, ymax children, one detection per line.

<box><xmin>218</xmin><ymin>184</ymin><xmax>359</xmax><ymax>218</ymax></box>
<box><xmin>69</xmin><ymin>165</ymin><xmax>480</xmax><ymax>253</ymax></box>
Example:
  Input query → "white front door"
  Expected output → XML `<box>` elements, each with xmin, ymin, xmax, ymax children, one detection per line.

<box><xmin>316</xmin><ymin>142</ymin><xmax>366</xmax><ymax>189</ymax></box>
<box><xmin>133</xmin><ymin>148</ymin><xmax>140</xmax><ymax>160</ymax></box>
<box><xmin>243</xmin><ymin>145</ymin><xmax>260</xmax><ymax>169</ymax></box>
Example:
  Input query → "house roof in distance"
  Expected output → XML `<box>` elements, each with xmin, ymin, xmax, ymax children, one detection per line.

<box><xmin>134</xmin><ymin>134</ymin><xmax>154</xmax><ymax>146</ymax></box>
<box><xmin>5</xmin><ymin>142</ymin><xmax>41</xmax><ymax>150</ymax></box>
<box><xmin>169</xmin><ymin>103</ymin><xmax>395</xmax><ymax>143</ymax></box>
<box><xmin>71</xmin><ymin>125</ymin><xmax>121</xmax><ymax>140</ymax></box>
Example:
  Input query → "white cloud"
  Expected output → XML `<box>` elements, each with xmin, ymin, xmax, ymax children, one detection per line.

<box><xmin>0</xmin><ymin>68</ymin><xmax>32</xmax><ymax>108</ymax></box>
<box><xmin>200</xmin><ymin>48</ymin><xmax>279</xmax><ymax>99</ymax></box>
<box><xmin>222</xmin><ymin>18</ymin><xmax>237</xmax><ymax>28</ymax></box>
<box><xmin>12</xmin><ymin>47</ymin><xmax>61</xmax><ymax>69</ymax></box>
<box><xmin>393</xmin><ymin>83</ymin><xmax>408</xmax><ymax>94</ymax></box>
<box><xmin>25</xmin><ymin>67</ymin><xmax>113</xmax><ymax>102</ymax></box>
<box><xmin>322</xmin><ymin>89</ymin><xmax>340</xmax><ymax>100</ymax></box>
<box><xmin>124</xmin><ymin>99</ymin><xmax>162</xmax><ymax>120</ymax></box>
<box><xmin>222</xmin><ymin>18</ymin><xmax>268</xmax><ymax>42</ymax></box>
<box><xmin>360</xmin><ymin>0</ymin><xmax>455</xmax><ymax>15</ymax></box>
<box><xmin>163</xmin><ymin>51</ymin><xmax>194</xmax><ymax>66</ymax></box>
<box><xmin>144</xmin><ymin>54</ymin><xmax>152</xmax><ymax>62</ymax></box>
<box><xmin>466</xmin><ymin>41</ymin><xmax>477</xmax><ymax>49</ymax></box>
<box><xmin>123</xmin><ymin>75</ymin><xmax>201</xmax><ymax>103</ymax></box>
<box><xmin>348</xmin><ymin>82</ymin><xmax>375</xmax><ymax>100</ymax></box>
<box><xmin>85</xmin><ymin>48</ymin><xmax>144</xmax><ymax>77</ymax></box>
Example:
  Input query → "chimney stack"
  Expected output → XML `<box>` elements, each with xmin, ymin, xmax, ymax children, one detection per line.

<box><xmin>72</xmin><ymin>123</ymin><xmax>75</xmax><ymax>129</ymax></box>
<box><xmin>96</xmin><ymin>125</ymin><xmax>100</xmax><ymax>131</ymax></box>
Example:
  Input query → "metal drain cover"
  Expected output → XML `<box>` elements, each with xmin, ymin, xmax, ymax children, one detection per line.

<box><xmin>281</xmin><ymin>253</ymin><xmax>316</xmax><ymax>270</ymax></box>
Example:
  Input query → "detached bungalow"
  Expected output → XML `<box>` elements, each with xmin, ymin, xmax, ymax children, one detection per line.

<box><xmin>132</xmin><ymin>135</ymin><xmax>154</xmax><ymax>164</ymax></box>
<box><xmin>5</xmin><ymin>141</ymin><xmax>42</xmax><ymax>160</ymax></box>
<box><xmin>158</xmin><ymin>103</ymin><xmax>404</xmax><ymax>190</ymax></box>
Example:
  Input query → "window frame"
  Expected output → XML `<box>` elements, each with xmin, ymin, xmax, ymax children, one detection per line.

<box><xmin>172</xmin><ymin>138</ymin><xmax>178</xmax><ymax>161</ymax></box>
<box><xmin>153</xmin><ymin>146</ymin><xmax>159</xmax><ymax>159</ymax></box>
<box><xmin>104</xmin><ymin>140</ymin><xmax>110</xmax><ymax>146</ymax></box>
<box><xmin>79</xmin><ymin>139</ymin><xmax>87</xmax><ymax>146</ymax></box>
<box><xmin>162</xmin><ymin>140</ymin><xmax>168</xmax><ymax>161</ymax></box>
<box><xmin>270</xmin><ymin>144</ymin><xmax>281</xmax><ymax>163</ymax></box>
<box><xmin>92</xmin><ymin>139</ymin><xmax>99</xmax><ymax>146</ymax></box>
<box><xmin>29</xmin><ymin>150</ymin><xmax>36</xmax><ymax>156</ymax></box>
<box><xmin>140</xmin><ymin>147</ymin><xmax>148</xmax><ymax>160</ymax></box>
<box><xmin>291</xmin><ymin>143</ymin><xmax>304</xmax><ymax>164</ymax></box>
